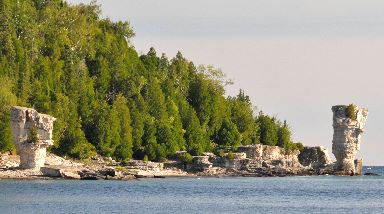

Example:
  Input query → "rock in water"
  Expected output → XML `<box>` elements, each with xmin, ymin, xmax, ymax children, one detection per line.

<box><xmin>10</xmin><ymin>106</ymin><xmax>56</xmax><ymax>169</ymax></box>
<box><xmin>332</xmin><ymin>105</ymin><xmax>368</xmax><ymax>175</ymax></box>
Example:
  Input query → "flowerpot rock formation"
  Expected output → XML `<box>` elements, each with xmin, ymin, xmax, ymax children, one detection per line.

<box><xmin>332</xmin><ymin>105</ymin><xmax>368</xmax><ymax>175</ymax></box>
<box><xmin>10</xmin><ymin>106</ymin><xmax>56</xmax><ymax>169</ymax></box>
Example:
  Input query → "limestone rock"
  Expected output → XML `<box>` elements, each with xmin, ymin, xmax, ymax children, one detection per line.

<box><xmin>298</xmin><ymin>146</ymin><xmax>332</xmax><ymax>169</ymax></box>
<box><xmin>98</xmin><ymin>167</ymin><xmax>116</xmax><ymax>177</ymax></box>
<box><xmin>10</xmin><ymin>106</ymin><xmax>56</xmax><ymax>169</ymax></box>
<box><xmin>237</xmin><ymin>144</ymin><xmax>263</xmax><ymax>159</ymax></box>
<box><xmin>192</xmin><ymin>156</ymin><xmax>212</xmax><ymax>171</ymax></box>
<box><xmin>332</xmin><ymin>105</ymin><xmax>368</xmax><ymax>174</ymax></box>
<box><xmin>40</xmin><ymin>166</ymin><xmax>64</xmax><ymax>177</ymax></box>
<box><xmin>354</xmin><ymin>159</ymin><xmax>363</xmax><ymax>175</ymax></box>
<box><xmin>236</xmin><ymin>145</ymin><xmax>302</xmax><ymax>168</ymax></box>
<box><xmin>44</xmin><ymin>153</ymin><xmax>83</xmax><ymax>167</ymax></box>
<box><xmin>125</xmin><ymin>160</ymin><xmax>164</xmax><ymax>171</ymax></box>
<box><xmin>40</xmin><ymin>166</ymin><xmax>81</xmax><ymax>179</ymax></box>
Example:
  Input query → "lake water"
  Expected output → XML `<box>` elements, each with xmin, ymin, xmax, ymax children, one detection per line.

<box><xmin>1</xmin><ymin>166</ymin><xmax>384</xmax><ymax>214</ymax></box>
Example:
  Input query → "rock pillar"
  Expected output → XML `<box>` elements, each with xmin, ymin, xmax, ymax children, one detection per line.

<box><xmin>10</xmin><ymin>106</ymin><xmax>56</xmax><ymax>169</ymax></box>
<box><xmin>332</xmin><ymin>105</ymin><xmax>368</xmax><ymax>175</ymax></box>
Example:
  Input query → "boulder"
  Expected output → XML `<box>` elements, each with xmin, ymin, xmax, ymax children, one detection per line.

<box><xmin>98</xmin><ymin>167</ymin><xmax>116</xmax><ymax>177</ymax></box>
<box><xmin>192</xmin><ymin>156</ymin><xmax>212</xmax><ymax>171</ymax></box>
<box><xmin>125</xmin><ymin>160</ymin><xmax>164</xmax><ymax>171</ymax></box>
<box><xmin>298</xmin><ymin>146</ymin><xmax>332</xmax><ymax>169</ymax></box>
<box><xmin>40</xmin><ymin>166</ymin><xmax>81</xmax><ymax>179</ymax></box>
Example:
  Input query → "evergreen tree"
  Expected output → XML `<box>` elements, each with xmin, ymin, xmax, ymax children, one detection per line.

<box><xmin>277</xmin><ymin>120</ymin><xmax>291</xmax><ymax>150</ymax></box>
<box><xmin>180</xmin><ymin>103</ymin><xmax>210</xmax><ymax>155</ymax></box>
<box><xmin>142</xmin><ymin>117</ymin><xmax>157</xmax><ymax>161</ymax></box>
<box><xmin>228</xmin><ymin>89</ymin><xmax>259</xmax><ymax>145</ymax></box>
<box><xmin>113</xmin><ymin>94</ymin><xmax>133</xmax><ymax>161</ymax></box>
<box><xmin>257</xmin><ymin>113</ymin><xmax>278</xmax><ymax>146</ymax></box>
<box><xmin>216</xmin><ymin>118</ymin><xmax>242</xmax><ymax>149</ymax></box>
<box><xmin>0</xmin><ymin>78</ymin><xmax>17</xmax><ymax>152</ymax></box>
<box><xmin>0</xmin><ymin>0</ymin><xmax>300</xmax><ymax>160</ymax></box>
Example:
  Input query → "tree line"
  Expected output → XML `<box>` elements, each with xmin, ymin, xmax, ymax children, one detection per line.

<box><xmin>0</xmin><ymin>0</ymin><xmax>303</xmax><ymax>162</ymax></box>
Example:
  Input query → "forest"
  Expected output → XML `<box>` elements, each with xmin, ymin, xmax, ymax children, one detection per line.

<box><xmin>0</xmin><ymin>0</ymin><xmax>303</xmax><ymax>162</ymax></box>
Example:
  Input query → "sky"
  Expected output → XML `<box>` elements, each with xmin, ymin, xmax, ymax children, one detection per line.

<box><xmin>67</xmin><ymin>0</ymin><xmax>384</xmax><ymax>165</ymax></box>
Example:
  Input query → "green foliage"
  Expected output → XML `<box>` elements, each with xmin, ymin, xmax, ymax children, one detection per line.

<box><xmin>28</xmin><ymin>125</ymin><xmax>39</xmax><ymax>144</ymax></box>
<box><xmin>178</xmin><ymin>152</ymin><xmax>193</xmax><ymax>164</ymax></box>
<box><xmin>277</xmin><ymin>120</ymin><xmax>291</xmax><ymax>150</ymax></box>
<box><xmin>142</xmin><ymin>117</ymin><xmax>158</xmax><ymax>161</ymax></box>
<box><xmin>257</xmin><ymin>113</ymin><xmax>278</xmax><ymax>146</ymax></box>
<box><xmin>216</xmin><ymin>149</ymin><xmax>225</xmax><ymax>157</ymax></box>
<box><xmin>346</xmin><ymin>104</ymin><xmax>356</xmax><ymax>120</ymax></box>
<box><xmin>143</xmin><ymin>154</ymin><xmax>149</xmax><ymax>162</ymax></box>
<box><xmin>228</xmin><ymin>90</ymin><xmax>259</xmax><ymax>145</ymax></box>
<box><xmin>188</xmin><ymin>73</ymin><xmax>226</xmax><ymax>136</ymax></box>
<box><xmin>180</xmin><ymin>104</ymin><xmax>209</xmax><ymax>156</ymax></box>
<box><xmin>0</xmin><ymin>1</ymin><xmax>300</xmax><ymax>161</ymax></box>
<box><xmin>227</xmin><ymin>151</ymin><xmax>235</xmax><ymax>160</ymax></box>
<box><xmin>215</xmin><ymin>118</ymin><xmax>242</xmax><ymax>149</ymax></box>
<box><xmin>0</xmin><ymin>78</ymin><xmax>17</xmax><ymax>152</ymax></box>
<box><xmin>57</xmin><ymin>118</ymin><xmax>96</xmax><ymax>159</ymax></box>
<box><xmin>113</xmin><ymin>95</ymin><xmax>133</xmax><ymax>161</ymax></box>
<box><xmin>294</xmin><ymin>142</ymin><xmax>304</xmax><ymax>152</ymax></box>
<box><xmin>286</xmin><ymin>142</ymin><xmax>304</xmax><ymax>153</ymax></box>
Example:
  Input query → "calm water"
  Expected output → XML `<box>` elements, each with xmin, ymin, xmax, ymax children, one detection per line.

<box><xmin>1</xmin><ymin>166</ymin><xmax>384</xmax><ymax>214</ymax></box>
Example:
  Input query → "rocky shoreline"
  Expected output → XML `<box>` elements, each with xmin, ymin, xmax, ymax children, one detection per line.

<box><xmin>0</xmin><ymin>153</ymin><xmax>193</xmax><ymax>180</ymax></box>
<box><xmin>0</xmin><ymin>145</ymin><xmax>357</xmax><ymax>181</ymax></box>
<box><xmin>1</xmin><ymin>104</ymin><xmax>369</xmax><ymax>180</ymax></box>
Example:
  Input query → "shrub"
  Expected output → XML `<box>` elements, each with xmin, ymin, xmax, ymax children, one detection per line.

<box><xmin>115</xmin><ymin>166</ymin><xmax>126</xmax><ymax>172</ymax></box>
<box><xmin>70</xmin><ymin>142</ymin><xmax>97</xmax><ymax>160</ymax></box>
<box><xmin>227</xmin><ymin>151</ymin><xmax>235</xmax><ymax>160</ymax></box>
<box><xmin>28</xmin><ymin>126</ymin><xmax>39</xmax><ymax>144</ymax></box>
<box><xmin>216</xmin><ymin>149</ymin><xmax>225</xmax><ymax>157</ymax></box>
<box><xmin>178</xmin><ymin>153</ymin><xmax>193</xmax><ymax>164</ymax></box>
<box><xmin>346</xmin><ymin>104</ymin><xmax>356</xmax><ymax>120</ymax></box>
<box><xmin>285</xmin><ymin>142</ymin><xmax>304</xmax><ymax>153</ymax></box>
<box><xmin>293</xmin><ymin>142</ymin><xmax>304</xmax><ymax>152</ymax></box>
<box><xmin>143</xmin><ymin>155</ymin><xmax>149</xmax><ymax>162</ymax></box>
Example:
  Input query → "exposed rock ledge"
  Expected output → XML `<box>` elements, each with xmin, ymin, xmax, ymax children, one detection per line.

<box><xmin>0</xmin><ymin>145</ymin><xmax>365</xmax><ymax>180</ymax></box>
<box><xmin>0</xmin><ymin>153</ymin><xmax>189</xmax><ymax>180</ymax></box>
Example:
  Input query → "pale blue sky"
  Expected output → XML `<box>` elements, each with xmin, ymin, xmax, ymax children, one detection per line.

<box><xmin>68</xmin><ymin>0</ymin><xmax>384</xmax><ymax>165</ymax></box>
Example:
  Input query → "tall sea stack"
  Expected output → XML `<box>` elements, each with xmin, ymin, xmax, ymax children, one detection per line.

<box><xmin>332</xmin><ymin>105</ymin><xmax>368</xmax><ymax>175</ymax></box>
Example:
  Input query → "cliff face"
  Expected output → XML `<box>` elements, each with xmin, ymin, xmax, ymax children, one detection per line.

<box><xmin>332</xmin><ymin>105</ymin><xmax>368</xmax><ymax>174</ymax></box>
<box><xmin>10</xmin><ymin>106</ymin><xmax>56</xmax><ymax>169</ymax></box>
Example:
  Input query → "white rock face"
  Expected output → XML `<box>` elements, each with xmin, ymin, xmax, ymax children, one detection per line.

<box><xmin>237</xmin><ymin>145</ymin><xmax>302</xmax><ymax>168</ymax></box>
<box><xmin>10</xmin><ymin>106</ymin><xmax>56</xmax><ymax>169</ymax></box>
<box><xmin>332</xmin><ymin>105</ymin><xmax>368</xmax><ymax>174</ymax></box>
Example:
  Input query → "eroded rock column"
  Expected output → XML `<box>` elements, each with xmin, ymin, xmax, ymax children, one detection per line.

<box><xmin>332</xmin><ymin>105</ymin><xmax>368</xmax><ymax>174</ymax></box>
<box><xmin>10</xmin><ymin>106</ymin><xmax>56</xmax><ymax>169</ymax></box>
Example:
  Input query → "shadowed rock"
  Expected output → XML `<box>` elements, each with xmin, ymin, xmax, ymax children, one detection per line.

<box><xmin>299</xmin><ymin>146</ymin><xmax>332</xmax><ymax>169</ymax></box>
